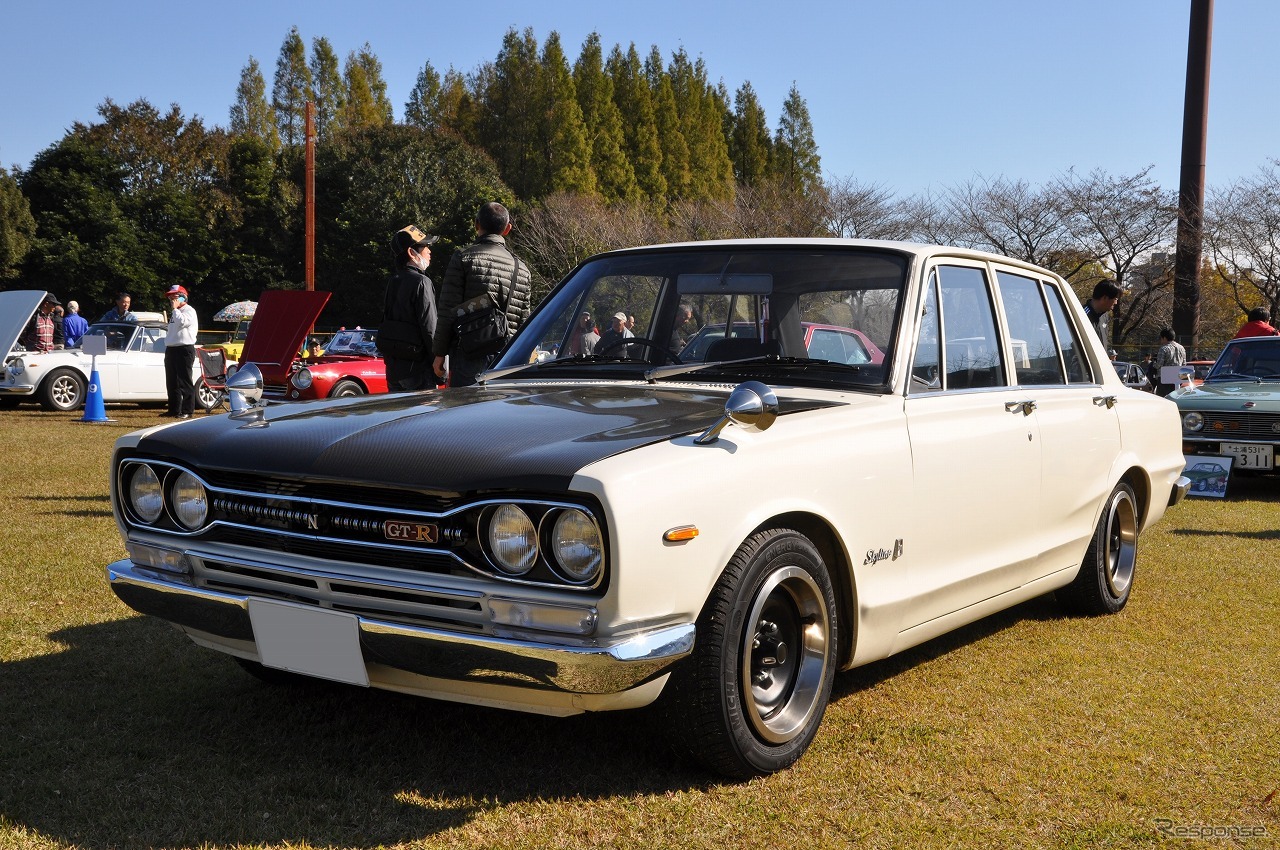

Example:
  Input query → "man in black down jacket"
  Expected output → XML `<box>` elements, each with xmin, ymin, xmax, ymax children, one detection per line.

<box><xmin>432</xmin><ymin>202</ymin><xmax>532</xmax><ymax>387</ymax></box>
<box><xmin>383</xmin><ymin>224</ymin><xmax>439</xmax><ymax>391</ymax></box>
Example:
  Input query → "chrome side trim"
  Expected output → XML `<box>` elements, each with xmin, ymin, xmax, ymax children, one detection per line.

<box><xmin>106</xmin><ymin>558</ymin><xmax>693</xmax><ymax>695</ymax></box>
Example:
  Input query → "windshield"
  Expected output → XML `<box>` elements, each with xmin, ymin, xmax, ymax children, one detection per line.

<box><xmin>495</xmin><ymin>245</ymin><xmax>907</xmax><ymax>391</ymax></box>
<box><xmin>1207</xmin><ymin>338</ymin><xmax>1280</xmax><ymax>381</ymax></box>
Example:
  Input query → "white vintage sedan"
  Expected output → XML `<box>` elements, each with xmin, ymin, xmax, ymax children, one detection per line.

<box><xmin>0</xmin><ymin>290</ymin><xmax>216</xmax><ymax>411</ymax></box>
<box><xmin>103</xmin><ymin>240</ymin><xmax>1189</xmax><ymax>778</ymax></box>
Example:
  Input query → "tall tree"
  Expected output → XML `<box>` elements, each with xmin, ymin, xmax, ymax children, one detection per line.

<box><xmin>540</xmin><ymin>33</ymin><xmax>595</xmax><ymax>196</ymax></box>
<box><xmin>229</xmin><ymin>57</ymin><xmax>280</xmax><ymax>152</ymax></box>
<box><xmin>668</xmin><ymin>50</ymin><xmax>733</xmax><ymax>201</ymax></box>
<box><xmin>729</xmin><ymin>81</ymin><xmax>772</xmax><ymax>187</ymax></box>
<box><xmin>272</xmin><ymin>26</ymin><xmax>312</xmax><ymax>147</ymax></box>
<box><xmin>475</xmin><ymin>28</ymin><xmax>547</xmax><ymax>199</ymax></box>
<box><xmin>607</xmin><ymin>44</ymin><xmax>665</xmax><ymax>201</ymax></box>
<box><xmin>404</xmin><ymin>62</ymin><xmax>441</xmax><ymax>129</ymax></box>
<box><xmin>774</xmin><ymin>83</ymin><xmax>821</xmax><ymax>195</ymax></box>
<box><xmin>433</xmin><ymin>68</ymin><xmax>476</xmax><ymax>140</ymax></box>
<box><xmin>1205</xmin><ymin>162</ymin><xmax>1280</xmax><ymax>320</ymax></box>
<box><xmin>646</xmin><ymin>46</ymin><xmax>691</xmax><ymax>200</ymax></box>
<box><xmin>574</xmin><ymin>33</ymin><xmax>638</xmax><ymax>203</ymax></box>
<box><xmin>0</xmin><ymin>166</ymin><xmax>36</xmax><ymax>281</ymax></box>
<box><xmin>342</xmin><ymin>44</ymin><xmax>394</xmax><ymax>130</ymax></box>
<box><xmin>309</xmin><ymin>37</ymin><xmax>346</xmax><ymax>142</ymax></box>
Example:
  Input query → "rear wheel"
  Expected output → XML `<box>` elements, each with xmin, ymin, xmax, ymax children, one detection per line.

<box><xmin>197</xmin><ymin>381</ymin><xmax>223</xmax><ymax>412</ymax></box>
<box><xmin>39</xmin><ymin>369</ymin><xmax>85</xmax><ymax>411</ymax></box>
<box><xmin>1059</xmin><ymin>482</ymin><xmax>1138</xmax><ymax>615</ymax></box>
<box><xmin>663</xmin><ymin>527</ymin><xmax>837</xmax><ymax>778</ymax></box>
<box><xmin>329</xmin><ymin>379</ymin><xmax>364</xmax><ymax>398</ymax></box>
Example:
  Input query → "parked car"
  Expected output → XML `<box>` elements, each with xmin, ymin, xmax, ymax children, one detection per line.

<box><xmin>1113</xmin><ymin>360</ymin><xmax>1152</xmax><ymax>391</ymax></box>
<box><xmin>1187</xmin><ymin>359</ymin><xmax>1215</xmax><ymax>386</ymax></box>
<box><xmin>104</xmin><ymin>240</ymin><xmax>1189</xmax><ymax>779</ymax></box>
<box><xmin>678</xmin><ymin>321</ymin><xmax>885</xmax><ymax>366</ymax></box>
<box><xmin>233</xmin><ymin>290</ymin><xmax>388</xmax><ymax>401</ymax></box>
<box><xmin>0</xmin><ymin>290</ymin><xmax>217</xmax><ymax>411</ymax></box>
<box><xmin>1172</xmin><ymin>335</ymin><xmax>1280</xmax><ymax>473</ymax></box>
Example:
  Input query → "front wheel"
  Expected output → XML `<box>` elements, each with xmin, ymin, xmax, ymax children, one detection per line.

<box><xmin>329</xmin><ymin>379</ymin><xmax>365</xmax><ymax>398</ymax></box>
<box><xmin>39</xmin><ymin>369</ymin><xmax>85</xmax><ymax>411</ymax></box>
<box><xmin>1059</xmin><ymin>482</ymin><xmax>1138</xmax><ymax>615</ymax></box>
<box><xmin>663</xmin><ymin>527</ymin><xmax>837</xmax><ymax>779</ymax></box>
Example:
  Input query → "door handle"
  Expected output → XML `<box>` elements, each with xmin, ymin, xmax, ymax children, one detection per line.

<box><xmin>1093</xmin><ymin>395</ymin><xmax>1117</xmax><ymax>409</ymax></box>
<box><xmin>1004</xmin><ymin>400</ymin><xmax>1036</xmax><ymax>416</ymax></box>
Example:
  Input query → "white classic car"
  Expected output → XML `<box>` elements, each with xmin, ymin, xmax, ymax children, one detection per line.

<box><xmin>0</xmin><ymin>290</ymin><xmax>218</xmax><ymax>411</ymax></box>
<box><xmin>103</xmin><ymin>240</ymin><xmax>1189</xmax><ymax>778</ymax></box>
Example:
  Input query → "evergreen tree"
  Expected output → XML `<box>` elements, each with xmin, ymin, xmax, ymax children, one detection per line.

<box><xmin>476</xmin><ymin>28</ymin><xmax>547</xmax><ymax>199</ymax></box>
<box><xmin>0</xmin><ymin>167</ymin><xmax>36</xmax><ymax>281</ymax></box>
<box><xmin>774</xmin><ymin>83</ymin><xmax>822</xmax><ymax>195</ymax></box>
<box><xmin>342</xmin><ymin>44</ymin><xmax>393</xmax><ymax>130</ymax></box>
<box><xmin>309</xmin><ymin>37</ymin><xmax>346</xmax><ymax>142</ymax></box>
<box><xmin>607</xmin><ymin>44</ymin><xmax>665</xmax><ymax>202</ymax></box>
<box><xmin>574</xmin><ymin>33</ymin><xmax>638</xmax><ymax>203</ymax></box>
<box><xmin>541</xmin><ymin>32</ymin><xmax>595</xmax><ymax>196</ymax></box>
<box><xmin>433</xmin><ymin>68</ymin><xmax>475</xmax><ymax>139</ymax></box>
<box><xmin>646</xmin><ymin>46</ymin><xmax>691</xmax><ymax>200</ymax></box>
<box><xmin>404</xmin><ymin>62</ymin><xmax>441</xmax><ymax>129</ymax></box>
<box><xmin>730</xmin><ymin>81</ymin><xmax>772</xmax><ymax>187</ymax></box>
<box><xmin>272</xmin><ymin>26</ymin><xmax>312</xmax><ymax>147</ymax></box>
<box><xmin>667</xmin><ymin>49</ymin><xmax>733</xmax><ymax>201</ymax></box>
<box><xmin>229</xmin><ymin>57</ymin><xmax>280</xmax><ymax>152</ymax></box>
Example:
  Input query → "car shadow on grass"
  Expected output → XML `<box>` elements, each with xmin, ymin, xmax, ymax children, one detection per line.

<box><xmin>0</xmin><ymin>616</ymin><xmax>711</xmax><ymax>849</ymax></box>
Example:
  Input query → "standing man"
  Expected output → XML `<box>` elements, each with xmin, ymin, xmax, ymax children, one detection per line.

<box><xmin>597</xmin><ymin>311</ymin><xmax>634</xmax><ymax>355</ymax></box>
<box><xmin>381</xmin><ymin>224</ymin><xmax>439</xmax><ymax>391</ymax></box>
<box><xmin>432</xmin><ymin>202</ymin><xmax>532</xmax><ymax>387</ymax></box>
<box><xmin>100</xmin><ymin>291</ymin><xmax>136</xmax><ymax>322</ymax></box>
<box><xmin>20</xmin><ymin>293</ymin><xmax>65</xmax><ymax>352</ymax></box>
<box><xmin>63</xmin><ymin>300</ymin><xmax>90</xmax><ymax>347</ymax></box>
<box><xmin>163</xmin><ymin>285</ymin><xmax>199</xmax><ymax>418</ymax></box>
<box><xmin>1153</xmin><ymin>327</ymin><xmax>1187</xmax><ymax>397</ymax></box>
<box><xmin>1082</xmin><ymin>280</ymin><xmax>1122</xmax><ymax>349</ymax></box>
<box><xmin>564</xmin><ymin>312</ymin><xmax>599</xmax><ymax>357</ymax></box>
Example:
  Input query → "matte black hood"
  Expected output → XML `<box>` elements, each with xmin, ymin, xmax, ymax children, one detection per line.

<box><xmin>132</xmin><ymin>383</ymin><xmax>840</xmax><ymax>494</ymax></box>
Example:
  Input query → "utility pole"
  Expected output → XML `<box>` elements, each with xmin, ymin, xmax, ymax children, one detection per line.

<box><xmin>1172</xmin><ymin>0</ymin><xmax>1213</xmax><ymax>353</ymax></box>
<box><xmin>305</xmin><ymin>101</ymin><xmax>316</xmax><ymax>291</ymax></box>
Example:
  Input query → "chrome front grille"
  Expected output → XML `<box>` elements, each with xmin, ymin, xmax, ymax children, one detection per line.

<box><xmin>1201</xmin><ymin>412</ymin><xmax>1280</xmax><ymax>442</ymax></box>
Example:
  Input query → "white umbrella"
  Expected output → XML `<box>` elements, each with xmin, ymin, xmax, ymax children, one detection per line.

<box><xmin>213</xmin><ymin>300</ymin><xmax>257</xmax><ymax>322</ymax></box>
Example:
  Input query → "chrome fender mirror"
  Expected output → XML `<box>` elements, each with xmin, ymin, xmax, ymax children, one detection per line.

<box><xmin>227</xmin><ymin>362</ymin><xmax>264</xmax><ymax>419</ymax></box>
<box><xmin>694</xmin><ymin>380</ymin><xmax>779</xmax><ymax>445</ymax></box>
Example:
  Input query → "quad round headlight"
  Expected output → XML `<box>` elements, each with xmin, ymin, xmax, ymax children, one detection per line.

<box><xmin>292</xmin><ymin>368</ymin><xmax>313</xmax><ymax>390</ymax></box>
<box><xmin>488</xmin><ymin>504</ymin><xmax>537</xmax><ymax>575</ymax></box>
<box><xmin>127</xmin><ymin>464</ymin><xmax>164</xmax><ymax>523</ymax></box>
<box><xmin>170</xmin><ymin>471</ymin><xmax>208</xmax><ymax>530</ymax></box>
<box><xmin>550</xmin><ymin>509</ymin><xmax>603</xmax><ymax>583</ymax></box>
<box><xmin>1182</xmin><ymin>411</ymin><xmax>1204</xmax><ymax>432</ymax></box>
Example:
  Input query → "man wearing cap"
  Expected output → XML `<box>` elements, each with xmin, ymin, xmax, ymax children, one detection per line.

<box><xmin>20</xmin><ymin>293</ymin><xmax>65</xmax><ymax>353</ymax></box>
<box><xmin>163</xmin><ymin>285</ymin><xmax>199</xmax><ymax>418</ymax></box>
<box><xmin>63</xmin><ymin>300</ymin><xmax>90</xmax><ymax>348</ymax></box>
<box><xmin>596</xmin><ymin>311</ymin><xmax>635</xmax><ymax>357</ymax></box>
<box><xmin>432</xmin><ymin>202</ymin><xmax>532</xmax><ymax>387</ymax></box>
<box><xmin>381</xmin><ymin>224</ymin><xmax>439</xmax><ymax>391</ymax></box>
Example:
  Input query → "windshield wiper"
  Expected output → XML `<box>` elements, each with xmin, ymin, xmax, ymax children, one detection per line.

<box><xmin>1206</xmin><ymin>371</ymin><xmax>1262</xmax><ymax>382</ymax></box>
<box><xmin>645</xmin><ymin>356</ymin><xmax>862</xmax><ymax>383</ymax></box>
<box><xmin>479</xmin><ymin>353</ymin><xmax>643</xmax><ymax>383</ymax></box>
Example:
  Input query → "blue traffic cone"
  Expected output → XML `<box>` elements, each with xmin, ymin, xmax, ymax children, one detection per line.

<box><xmin>81</xmin><ymin>367</ymin><xmax>111</xmax><ymax>422</ymax></box>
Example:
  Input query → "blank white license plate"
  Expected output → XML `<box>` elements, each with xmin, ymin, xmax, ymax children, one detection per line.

<box><xmin>1221</xmin><ymin>443</ymin><xmax>1274</xmax><ymax>470</ymax></box>
<box><xmin>247</xmin><ymin>599</ymin><xmax>369</xmax><ymax>686</ymax></box>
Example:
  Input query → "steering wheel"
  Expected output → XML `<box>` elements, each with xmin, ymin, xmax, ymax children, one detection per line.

<box><xmin>593</xmin><ymin>336</ymin><xmax>683</xmax><ymax>365</ymax></box>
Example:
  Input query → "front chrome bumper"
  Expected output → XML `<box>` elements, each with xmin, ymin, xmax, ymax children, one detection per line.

<box><xmin>106</xmin><ymin>558</ymin><xmax>694</xmax><ymax>696</ymax></box>
<box><xmin>0</xmin><ymin>384</ymin><xmax>35</xmax><ymax>395</ymax></box>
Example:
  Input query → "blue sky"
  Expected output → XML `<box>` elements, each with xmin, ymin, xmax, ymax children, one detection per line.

<box><xmin>2</xmin><ymin>0</ymin><xmax>1275</xmax><ymax>197</ymax></box>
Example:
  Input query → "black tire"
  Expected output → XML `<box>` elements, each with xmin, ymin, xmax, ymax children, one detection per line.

<box><xmin>329</xmin><ymin>379</ymin><xmax>365</xmax><ymax>398</ymax></box>
<box><xmin>663</xmin><ymin>527</ymin><xmax>837</xmax><ymax>779</ymax></box>
<box><xmin>38</xmin><ymin>368</ymin><xmax>85</xmax><ymax>411</ymax></box>
<box><xmin>1059</xmin><ymin>482</ymin><xmax>1138</xmax><ymax>616</ymax></box>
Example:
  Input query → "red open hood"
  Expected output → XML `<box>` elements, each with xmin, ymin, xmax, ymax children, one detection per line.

<box><xmin>238</xmin><ymin>290</ymin><xmax>331</xmax><ymax>381</ymax></box>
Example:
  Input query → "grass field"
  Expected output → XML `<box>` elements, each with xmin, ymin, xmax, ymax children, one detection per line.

<box><xmin>1</xmin><ymin>405</ymin><xmax>1277</xmax><ymax>850</ymax></box>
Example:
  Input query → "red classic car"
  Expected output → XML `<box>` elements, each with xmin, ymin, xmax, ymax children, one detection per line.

<box><xmin>237</xmin><ymin>290</ymin><xmax>389</xmax><ymax>401</ymax></box>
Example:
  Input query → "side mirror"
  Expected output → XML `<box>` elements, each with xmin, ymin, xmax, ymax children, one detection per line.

<box><xmin>227</xmin><ymin>362</ymin><xmax>264</xmax><ymax>417</ymax></box>
<box><xmin>694</xmin><ymin>381</ymin><xmax>779</xmax><ymax>445</ymax></box>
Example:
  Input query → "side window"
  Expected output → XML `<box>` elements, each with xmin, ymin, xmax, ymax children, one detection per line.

<box><xmin>937</xmin><ymin>265</ymin><xmax>1006</xmax><ymax>390</ymax></box>
<box><xmin>131</xmin><ymin>327</ymin><xmax>166</xmax><ymax>353</ymax></box>
<box><xmin>909</xmin><ymin>273</ymin><xmax>942</xmax><ymax>393</ymax></box>
<box><xmin>996</xmin><ymin>271</ymin><xmax>1064</xmax><ymax>385</ymax></box>
<box><xmin>1044</xmin><ymin>284</ymin><xmax>1094</xmax><ymax>383</ymax></box>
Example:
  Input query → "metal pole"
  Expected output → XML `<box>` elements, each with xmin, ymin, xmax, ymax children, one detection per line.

<box><xmin>1173</xmin><ymin>0</ymin><xmax>1213</xmax><ymax>352</ymax></box>
<box><xmin>305</xmin><ymin>101</ymin><xmax>316</xmax><ymax>292</ymax></box>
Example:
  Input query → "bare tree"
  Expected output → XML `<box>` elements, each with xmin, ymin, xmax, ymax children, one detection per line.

<box><xmin>824</xmin><ymin>176</ymin><xmax>916</xmax><ymax>241</ymax></box>
<box><xmin>933</xmin><ymin>176</ymin><xmax>1076</xmax><ymax>270</ymax></box>
<box><xmin>1204</xmin><ymin>161</ymin><xmax>1280</xmax><ymax>320</ymax></box>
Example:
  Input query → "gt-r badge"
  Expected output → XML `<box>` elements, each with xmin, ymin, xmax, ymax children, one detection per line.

<box><xmin>864</xmin><ymin>539</ymin><xmax>904</xmax><ymax>565</ymax></box>
<box><xmin>383</xmin><ymin>520</ymin><xmax>439</xmax><ymax>543</ymax></box>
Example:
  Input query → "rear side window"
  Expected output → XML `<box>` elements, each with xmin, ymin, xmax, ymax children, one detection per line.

<box><xmin>1044</xmin><ymin>284</ymin><xmax>1094</xmax><ymax>383</ymax></box>
<box><xmin>996</xmin><ymin>271</ymin><xmax>1064</xmax><ymax>385</ymax></box>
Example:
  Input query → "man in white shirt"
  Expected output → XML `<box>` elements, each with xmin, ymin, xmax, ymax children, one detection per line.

<box><xmin>163</xmin><ymin>285</ymin><xmax>199</xmax><ymax>418</ymax></box>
